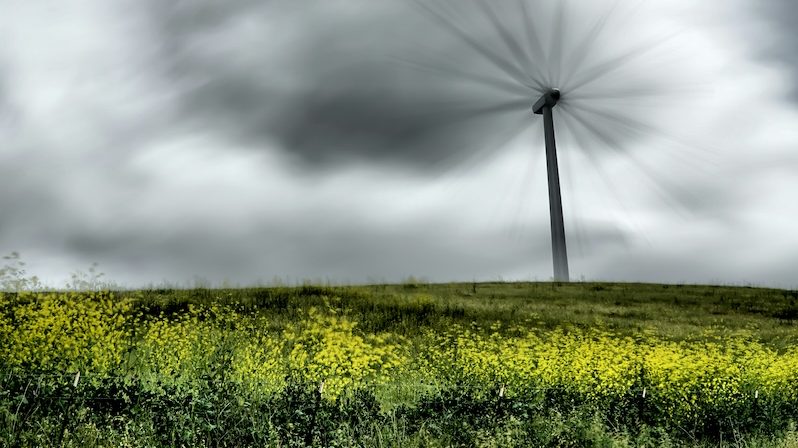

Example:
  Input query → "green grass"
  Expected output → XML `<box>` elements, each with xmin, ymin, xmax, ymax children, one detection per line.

<box><xmin>2</xmin><ymin>280</ymin><xmax>798</xmax><ymax>447</ymax></box>
<box><xmin>121</xmin><ymin>281</ymin><xmax>798</xmax><ymax>345</ymax></box>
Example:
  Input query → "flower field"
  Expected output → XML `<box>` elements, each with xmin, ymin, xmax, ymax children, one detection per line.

<box><xmin>1</xmin><ymin>283</ymin><xmax>798</xmax><ymax>446</ymax></box>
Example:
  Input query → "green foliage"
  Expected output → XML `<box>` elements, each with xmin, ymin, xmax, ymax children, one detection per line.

<box><xmin>283</xmin><ymin>304</ymin><xmax>408</xmax><ymax>400</ymax></box>
<box><xmin>0</xmin><ymin>291</ymin><xmax>132</xmax><ymax>375</ymax></box>
<box><xmin>1</xmin><ymin>256</ymin><xmax>798</xmax><ymax>446</ymax></box>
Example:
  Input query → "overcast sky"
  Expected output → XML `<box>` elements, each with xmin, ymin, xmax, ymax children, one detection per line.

<box><xmin>1</xmin><ymin>0</ymin><xmax>797</xmax><ymax>289</ymax></box>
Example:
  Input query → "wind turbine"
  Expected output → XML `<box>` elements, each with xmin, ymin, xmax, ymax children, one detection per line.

<box><xmin>405</xmin><ymin>0</ymin><xmax>696</xmax><ymax>283</ymax></box>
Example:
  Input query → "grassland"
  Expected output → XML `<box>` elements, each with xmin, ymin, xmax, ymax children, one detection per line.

<box><xmin>1</xmin><ymin>281</ymin><xmax>798</xmax><ymax>447</ymax></box>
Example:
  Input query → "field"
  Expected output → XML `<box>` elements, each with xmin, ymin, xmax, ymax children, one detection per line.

<box><xmin>2</xmin><ymin>281</ymin><xmax>798</xmax><ymax>447</ymax></box>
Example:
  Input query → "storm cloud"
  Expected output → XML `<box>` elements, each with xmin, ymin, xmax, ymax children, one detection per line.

<box><xmin>0</xmin><ymin>0</ymin><xmax>797</xmax><ymax>289</ymax></box>
<box><xmin>144</xmin><ymin>0</ymin><xmax>694</xmax><ymax>172</ymax></box>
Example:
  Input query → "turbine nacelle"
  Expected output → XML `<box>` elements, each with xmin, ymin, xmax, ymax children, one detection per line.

<box><xmin>532</xmin><ymin>88</ymin><xmax>561</xmax><ymax>114</ymax></box>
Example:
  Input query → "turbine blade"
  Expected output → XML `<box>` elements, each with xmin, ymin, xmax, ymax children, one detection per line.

<box><xmin>561</xmin><ymin>106</ymin><xmax>693</xmax><ymax>218</ymax></box>
<box><xmin>390</xmin><ymin>56</ymin><xmax>534</xmax><ymax>98</ymax></box>
<box><xmin>565</xmin><ymin>29</ymin><xmax>682</xmax><ymax>93</ymax></box>
<box><xmin>418</xmin><ymin>98</ymin><xmax>531</xmax><ymax>122</ymax></box>
<box><xmin>476</xmin><ymin>0</ymin><xmax>545</xmax><ymax>91</ymax></box>
<box><xmin>558</xmin><ymin>0</ymin><xmax>619</xmax><ymax>88</ymax></box>
<box><xmin>563</xmin><ymin>86</ymin><xmax>678</xmax><ymax>101</ymax></box>
<box><xmin>507</xmin><ymin>125</ymin><xmax>545</xmax><ymax>238</ymax></box>
<box><xmin>558</xmin><ymin>105</ymin><xmax>637</xmax><ymax>225</ymax></box>
<box><xmin>547</xmin><ymin>0</ymin><xmax>566</xmax><ymax>86</ymax></box>
<box><xmin>410</xmin><ymin>0</ymin><xmax>537</xmax><ymax>90</ymax></box>
<box><xmin>517</xmin><ymin>0</ymin><xmax>550</xmax><ymax>86</ymax></box>
<box><xmin>571</xmin><ymin>101</ymin><xmax>721</xmax><ymax>166</ymax></box>
<box><xmin>428</xmin><ymin>112</ymin><xmax>533</xmax><ymax>176</ymax></box>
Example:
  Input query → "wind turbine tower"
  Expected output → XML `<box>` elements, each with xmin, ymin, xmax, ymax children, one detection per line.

<box><xmin>533</xmin><ymin>88</ymin><xmax>569</xmax><ymax>282</ymax></box>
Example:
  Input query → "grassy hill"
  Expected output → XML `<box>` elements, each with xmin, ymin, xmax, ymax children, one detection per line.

<box><xmin>2</xmin><ymin>282</ymin><xmax>797</xmax><ymax>447</ymax></box>
<box><xmin>125</xmin><ymin>281</ymin><xmax>798</xmax><ymax>344</ymax></box>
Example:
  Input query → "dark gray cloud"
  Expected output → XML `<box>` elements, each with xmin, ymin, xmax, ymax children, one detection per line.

<box><xmin>756</xmin><ymin>1</ymin><xmax>798</xmax><ymax>100</ymax></box>
<box><xmin>146</xmin><ymin>0</ymin><xmax>690</xmax><ymax>173</ymax></box>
